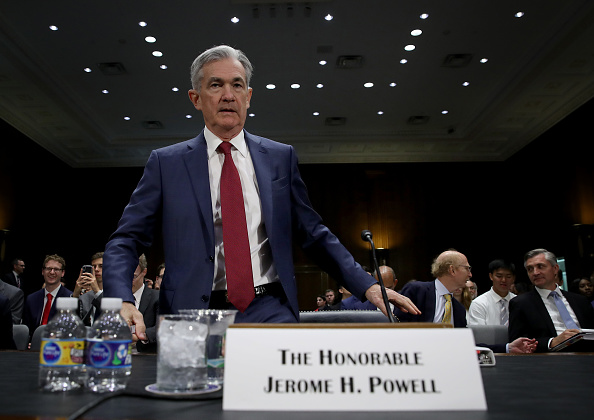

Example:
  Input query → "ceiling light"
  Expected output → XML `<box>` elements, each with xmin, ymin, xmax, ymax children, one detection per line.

<box><xmin>319</xmin><ymin>60</ymin><xmax>327</xmax><ymax>66</ymax></box>
<box><xmin>291</xmin><ymin>84</ymin><xmax>300</xmax><ymax>89</ymax></box>
<box><xmin>462</xmin><ymin>81</ymin><xmax>470</xmax><ymax>86</ymax></box>
<box><xmin>324</xmin><ymin>14</ymin><xmax>333</xmax><ymax>21</ymax></box>
<box><xmin>404</xmin><ymin>44</ymin><xmax>416</xmax><ymax>51</ymax></box>
<box><xmin>124</xmin><ymin>116</ymin><xmax>131</xmax><ymax>121</ymax></box>
<box><xmin>83</xmin><ymin>68</ymin><xmax>92</xmax><ymax>73</ymax></box>
<box><xmin>364</xmin><ymin>82</ymin><xmax>374</xmax><ymax>88</ymax></box>
<box><xmin>441</xmin><ymin>110</ymin><xmax>449</xmax><ymax>115</ymax></box>
<box><xmin>400</xmin><ymin>59</ymin><xmax>408</xmax><ymax>64</ymax></box>
<box><xmin>185</xmin><ymin>115</ymin><xmax>192</xmax><ymax>119</ymax></box>
<box><xmin>377</xmin><ymin>111</ymin><xmax>384</xmax><ymax>115</ymax></box>
<box><xmin>152</xmin><ymin>51</ymin><xmax>163</xmax><ymax>57</ymax></box>
<box><xmin>49</xmin><ymin>25</ymin><xmax>58</xmax><ymax>31</ymax></box>
<box><xmin>102</xmin><ymin>90</ymin><xmax>109</xmax><ymax>94</ymax></box>
<box><xmin>160</xmin><ymin>65</ymin><xmax>168</xmax><ymax>70</ymax></box>
<box><xmin>411</xmin><ymin>29</ymin><xmax>422</xmax><ymax>36</ymax></box>
<box><xmin>389</xmin><ymin>82</ymin><xmax>397</xmax><ymax>87</ymax></box>
<box><xmin>231</xmin><ymin>17</ymin><xmax>239</xmax><ymax>23</ymax></box>
<box><xmin>316</xmin><ymin>84</ymin><xmax>324</xmax><ymax>88</ymax></box>
<box><xmin>139</xmin><ymin>21</ymin><xmax>147</xmax><ymax>27</ymax></box>
<box><xmin>313</xmin><ymin>112</ymin><xmax>320</xmax><ymax>116</ymax></box>
<box><xmin>420</xmin><ymin>13</ymin><xmax>429</xmax><ymax>19</ymax></box>
<box><xmin>145</xmin><ymin>36</ymin><xmax>156</xmax><ymax>43</ymax></box>
<box><xmin>172</xmin><ymin>87</ymin><xmax>179</xmax><ymax>92</ymax></box>
<box><xmin>480</xmin><ymin>58</ymin><xmax>489</xmax><ymax>63</ymax></box>
<box><xmin>249</xmin><ymin>113</ymin><xmax>255</xmax><ymax>117</ymax></box>
<box><xmin>515</xmin><ymin>12</ymin><xmax>525</xmax><ymax>18</ymax></box>
<box><xmin>266</xmin><ymin>84</ymin><xmax>276</xmax><ymax>90</ymax></box>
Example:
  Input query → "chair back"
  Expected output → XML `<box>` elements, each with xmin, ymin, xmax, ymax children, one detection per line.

<box><xmin>12</xmin><ymin>324</ymin><xmax>29</xmax><ymax>350</ymax></box>
<box><xmin>30</xmin><ymin>325</ymin><xmax>47</xmax><ymax>351</ymax></box>
<box><xmin>468</xmin><ymin>324</ymin><xmax>508</xmax><ymax>345</ymax></box>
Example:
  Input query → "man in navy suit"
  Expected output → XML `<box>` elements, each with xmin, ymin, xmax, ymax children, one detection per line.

<box><xmin>22</xmin><ymin>255</ymin><xmax>72</xmax><ymax>337</ymax></box>
<box><xmin>103</xmin><ymin>45</ymin><xmax>419</xmax><ymax>342</ymax></box>
<box><xmin>509</xmin><ymin>248</ymin><xmax>594</xmax><ymax>352</ymax></box>
<box><xmin>2</xmin><ymin>258</ymin><xmax>25</xmax><ymax>290</ymax></box>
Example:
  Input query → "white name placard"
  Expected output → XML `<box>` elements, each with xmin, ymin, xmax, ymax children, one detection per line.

<box><xmin>223</xmin><ymin>324</ymin><xmax>487</xmax><ymax>411</ymax></box>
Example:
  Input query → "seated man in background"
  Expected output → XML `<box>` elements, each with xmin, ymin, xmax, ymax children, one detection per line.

<box><xmin>76</xmin><ymin>252</ymin><xmax>104</xmax><ymax>326</ymax></box>
<box><xmin>468</xmin><ymin>259</ymin><xmax>516</xmax><ymax>326</ymax></box>
<box><xmin>22</xmin><ymin>255</ymin><xmax>72</xmax><ymax>337</ymax></box>
<box><xmin>509</xmin><ymin>248</ymin><xmax>594</xmax><ymax>352</ymax></box>
<box><xmin>153</xmin><ymin>263</ymin><xmax>165</xmax><ymax>290</ymax></box>
<box><xmin>341</xmin><ymin>265</ymin><xmax>396</xmax><ymax>311</ymax></box>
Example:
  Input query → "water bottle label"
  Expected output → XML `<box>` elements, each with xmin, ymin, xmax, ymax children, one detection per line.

<box><xmin>86</xmin><ymin>339</ymin><xmax>132</xmax><ymax>368</ymax></box>
<box><xmin>207</xmin><ymin>358</ymin><xmax>224</xmax><ymax>368</ymax></box>
<box><xmin>39</xmin><ymin>339</ymin><xmax>85</xmax><ymax>366</ymax></box>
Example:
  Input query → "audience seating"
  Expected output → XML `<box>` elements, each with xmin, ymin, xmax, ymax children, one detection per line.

<box><xmin>468</xmin><ymin>324</ymin><xmax>508</xmax><ymax>345</ymax></box>
<box><xmin>12</xmin><ymin>325</ymin><xmax>29</xmax><ymax>350</ymax></box>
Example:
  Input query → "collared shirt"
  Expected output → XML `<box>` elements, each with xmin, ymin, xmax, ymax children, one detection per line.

<box><xmin>536</xmin><ymin>285</ymin><xmax>581</xmax><ymax>335</ymax></box>
<box><xmin>433</xmin><ymin>279</ymin><xmax>453</xmax><ymax>325</ymax></box>
<box><xmin>133</xmin><ymin>283</ymin><xmax>145</xmax><ymax>309</ymax></box>
<box><xmin>468</xmin><ymin>287</ymin><xmax>516</xmax><ymax>325</ymax></box>
<box><xmin>40</xmin><ymin>284</ymin><xmax>61</xmax><ymax>324</ymax></box>
<box><xmin>204</xmin><ymin>127</ymin><xmax>279</xmax><ymax>291</ymax></box>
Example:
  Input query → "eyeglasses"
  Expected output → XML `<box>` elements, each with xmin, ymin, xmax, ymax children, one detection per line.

<box><xmin>457</xmin><ymin>265</ymin><xmax>472</xmax><ymax>272</ymax></box>
<box><xmin>43</xmin><ymin>267</ymin><xmax>63</xmax><ymax>273</ymax></box>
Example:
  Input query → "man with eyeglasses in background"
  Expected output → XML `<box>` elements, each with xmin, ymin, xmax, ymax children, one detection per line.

<box><xmin>22</xmin><ymin>254</ymin><xmax>72</xmax><ymax>338</ymax></box>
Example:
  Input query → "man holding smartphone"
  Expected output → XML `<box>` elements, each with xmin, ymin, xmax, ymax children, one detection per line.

<box><xmin>75</xmin><ymin>252</ymin><xmax>104</xmax><ymax>325</ymax></box>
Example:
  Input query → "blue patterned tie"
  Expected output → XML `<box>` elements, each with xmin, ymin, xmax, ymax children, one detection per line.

<box><xmin>549</xmin><ymin>291</ymin><xmax>579</xmax><ymax>329</ymax></box>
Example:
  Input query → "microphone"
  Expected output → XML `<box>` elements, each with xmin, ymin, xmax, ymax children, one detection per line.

<box><xmin>361</xmin><ymin>229</ymin><xmax>397</xmax><ymax>323</ymax></box>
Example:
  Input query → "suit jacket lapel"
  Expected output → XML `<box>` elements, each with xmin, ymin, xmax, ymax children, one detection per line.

<box><xmin>245</xmin><ymin>131</ymin><xmax>273</xmax><ymax>233</ymax></box>
<box><xmin>183</xmin><ymin>133</ymin><xmax>214</xmax><ymax>247</ymax></box>
<box><xmin>530</xmin><ymin>289</ymin><xmax>556</xmax><ymax>335</ymax></box>
<box><xmin>425</xmin><ymin>281</ymin><xmax>437</xmax><ymax>322</ymax></box>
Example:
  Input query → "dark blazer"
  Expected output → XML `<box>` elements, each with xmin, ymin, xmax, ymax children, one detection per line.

<box><xmin>0</xmin><ymin>279</ymin><xmax>24</xmax><ymax>324</ymax></box>
<box><xmin>78</xmin><ymin>290</ymin><xmax>103</xmax><ymax>326</ymax></box>
<box><xmin>509</xmin><ymin>288</ymin><xmax>594</xmax><ymax>352</ymax></box>
<box><xmin>103</xmin><ymin>130</ymin><xmax>376</xmax><ymax>320</ymax></box>
<box><xmin>138</xmin><ymin>286</ymin><xmax>159</xmax><ymax>341</ymax></box>
<box><xmin>0</xmin><ymin>295</ymin><xmax>16</xmax><ymax>350</ymax></box>
<box><xmin>22</xmin><ymin>285</ymin><xmax>73</xmax><ymax>337</ymax></box>
<box><xmin>2</xmin><ymin>272</ymin><xmax>20</xmax><ymax>289</ymax></box>
<box><xmin>341</xmin><ymin>295</ymin><xmax>377</xmax><ymax>311</ymax></box>
<box><xmin>394</xmin><ymin>280</ymin><xmax>467</xmax><ymax>327</ymax></box>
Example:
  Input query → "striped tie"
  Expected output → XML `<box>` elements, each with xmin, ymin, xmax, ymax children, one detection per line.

<box><xmin>442</xmin><ymin>294</ymin><xmax>452</xmax><ymax>324</ymax></box>
<box><xmin>499</xmin><ymin>299</ymin><xmax>509</xmax><ymax>326</ymax></box>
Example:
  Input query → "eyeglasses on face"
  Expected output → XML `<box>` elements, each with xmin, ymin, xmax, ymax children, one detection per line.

<box><xmin>457</xmin><ymin>265</ymin><xmax>472</xmax><ymax>272</ymax></box>
<box><xmin>43</xmin><ymin>267</ymin><xmax>63</xmax><ymax>273</ymax></box>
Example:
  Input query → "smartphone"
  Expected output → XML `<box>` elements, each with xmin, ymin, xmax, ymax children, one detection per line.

<box><xmin>82</xmin><ymin>265</ymin><xmax>93</xmax><ymax>274</ymax></box>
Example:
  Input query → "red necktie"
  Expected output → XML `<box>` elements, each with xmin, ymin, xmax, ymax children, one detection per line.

<box><xmin>218</xmin><ymin>142</ymin><xmax>255</xmax><ymax>312</ymax></box>
<box><xmin>41</xmin><ymin>294</ymin><xmax>53</xmax><ymax>325</ymax></box>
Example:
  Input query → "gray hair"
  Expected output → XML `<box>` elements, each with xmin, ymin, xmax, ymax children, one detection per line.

<box><xmin>190</xmin><ymin>45</ymin><xmax>253</xmax><ymax>91</ymax></box>
<box><xmin>523</xmin><ymin>248</ymin><xmax>557</xmax><ymax>268</ymax></box>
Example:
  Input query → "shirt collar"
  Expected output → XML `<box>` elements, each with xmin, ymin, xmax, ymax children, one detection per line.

<box><xmin>204</xmin><ymin>127</ymin><xmax>247</xmax><ymax>159</ymax></box>
<box><xmin>133</xmin><ymin>283</ymin><xmax>145</xmax><ymax>306</ymax></box>
<box><xmin>489</xmin><ymin>286</ymin><xmax>514</xmax><ymax>302</ymax></box>
<box><xmin>536</xmin><ymin>284</ymin><xmax>562</xmax><ymax>299</ymax></box>
<box><xmin>434</xmin><ymin>279</ymin><xmax>450</xmax><ymax>296</ymax></box>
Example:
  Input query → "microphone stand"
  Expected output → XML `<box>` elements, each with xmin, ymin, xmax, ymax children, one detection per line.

<box><xmin>362</xmin><ymin>230</ymin><xmax>397</xmax><ymax>323</ymax></box>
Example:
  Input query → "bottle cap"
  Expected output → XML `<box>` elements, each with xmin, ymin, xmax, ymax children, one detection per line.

<box><xmin>100</xmin><ymin>297</ymin><xmax>123</xmax><ymax>311</ymax></box>
<box><xmin>56</xmin><ymin>297</ymin><xmax>78</xmax><ymax>310</ymax></box>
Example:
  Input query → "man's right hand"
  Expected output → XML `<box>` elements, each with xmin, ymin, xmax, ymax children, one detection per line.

<box><xmin>549</xmin><ymin>329</ymin><xmax>581</xmax><ymax>349</ymax></box>
<box><xmin>120</xmin><ymin>301</ymin><xmax>147</xmax><ymax>342</ymax></box>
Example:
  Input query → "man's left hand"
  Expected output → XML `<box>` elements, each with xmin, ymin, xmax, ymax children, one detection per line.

<box><xmin>508</xmin><ymin>337</ymin><xmax>538</xmax><ymax>354</ymax></box>
<box><xmin>365</xmin><ymin>284</ymin><xmax>421</xmax><ymax>317</ymax></box>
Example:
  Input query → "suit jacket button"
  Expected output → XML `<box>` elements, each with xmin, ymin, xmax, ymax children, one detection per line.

<box><xmin>201</xmin><ymin>295</ymin><xmax>209</xmax><ymax>302</ymax></box>
<box><xmin>209</xmin><ymin>255</ymin><xmax>214</xmax><ymax>262</ymax></box>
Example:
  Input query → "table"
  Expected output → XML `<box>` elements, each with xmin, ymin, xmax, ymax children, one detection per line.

<box><xmin>0</xmin><ymin>351</ymin><xmax>592</xmax><ymax>419</ymax></box>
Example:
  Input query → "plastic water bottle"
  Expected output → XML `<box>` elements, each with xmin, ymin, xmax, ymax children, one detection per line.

<box><xmin>38</xmin><ymin>297</ymin><xmax>86</xmax><ymax>392</ymax></box>
<box><xmin>86</xmin><ymin>297</ymin><xmax>132</xmax><ymax>393</ymax></box>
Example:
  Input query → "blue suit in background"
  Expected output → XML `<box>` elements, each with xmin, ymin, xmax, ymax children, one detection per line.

<box><xmin>394</xmin><ymin>280</ymin><xmax>467</xmax><ymax>327</ymax></box>
<box><xmin>22</xmin><ymin>285</ymin><xmax>73</xmax><ymax>336</ymax></box>
<box><xmin>104</xmin><ymin>130</ymin><xmax>376</xmax><ymax>322</ymax></box>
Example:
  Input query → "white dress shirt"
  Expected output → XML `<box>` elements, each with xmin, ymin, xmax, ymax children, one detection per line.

<box><xmin>535</xmin><ymin>285</ymin><xmax>581</xmax><ymax>335</ymax></box>
<box><xmin>204</xmin><ymin>127</ymin><xmax>279</xmax><ymax>291</ymax></box>
<box><xmin>133</xmin><ymin>283</ymin><xmax>144</xmax><ymax>309</ymax></box>
<box><xmin>468</xmin><ymin>287</ymin><xmax>516</xmax><ymax>325</ymax></box>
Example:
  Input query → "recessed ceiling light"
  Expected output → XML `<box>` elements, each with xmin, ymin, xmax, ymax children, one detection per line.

<box><xmin>411</xmin><ymin>29</ymin><xmax>422</xmax><ymax>36</ymax></box>
<box><xmin>462</xmin><ymin>81</ymin><xmax>470</xmax><ymax>86</ymax></box>
<box><xmin>160</xmin><ymin>65</ymin><xmax>168</xmax><ymax>70</ymax></box>
<box><xmin>152</xmin><ymin>51</ymin><xmax>163</xmax><ymax>57</ymax></box>
<box><xmin>102</xmin><ymin>89</ymin><xmax>109</xmax><ymax>94</ymax></box>
<box><xmin>231</xmin><ymin>17</ymin><xmax>240</xmax><ymax>23</ymax></box>
<box><xmin>480</xmin><ymin>58</ymin><xmax>489</xmax><ymax>63</ymax></box>
<box><xmin>145</xmin><ymin>36</ymin><xmax>157</xmax><ymax>43</ymax></box>
<box><xmin>172</xmin><ymin>87</ymin><xmax>179</xmax><ymax>92</ymax></box>
<box><xmin>316</xmin><ymin>84</ymin><xmax>324</xmax><ymax>88</ymax></box>
<box><xmin>249</xmin><ymin>113</ymin><xmax>255</xmax><ymax>117</ymax></box>
<box><xmin>124</xmin><ymin>116</ymin><xmax>131</xmax><ymax>121</ymax></box>
<box><xmin>291</xmin><ymin>84</ymin><xmax>300</xmax><ymax>89</ymax></box>
<box><xmin>185</xmin><ymin>115</ymin><xmax>192</xmax><ymax>119</ymax></box>
<box><xmin>420</xmin><ymin>13</ymin><xmax>429</xmax><ymax>19</ymax></box>
<box><xmin>400</xmin><ymin>59</ymin><xmax>408</xmax><ymax>64</ymax></box>
<box><xmin>389</xmin><ymin>82</ymin><xmax>397</xmax><ymax>87</ymax></box>
<box><xmin>441</xmin><ymin>110</ymin><xmax>449</xmax><ymax>115</ymax></box>
<box><xmin>515</xmin><ymin>12</ymin><xmax>525</xmax><ymax>18</ymax></box>
<box><xmin>84</xmin><ymin>68</ymin><xmax>92</xmax><ymax>73</ymax></box>
<box><xmin>404</xmin><ymin>44</ymin><xmax>416</xmax><ymax>51</ymax></box>
<box><xmin>364</xmin><ymin>82</ymin><xmax>374</xmax><ymax>88</ymax></box>
<box><xmin>266</xmin><ymin>84</ymin><xmax>276</xmax><ymax>90</ymax></box>
<box><xmin>319</xmin><ymin>60</ymin><xmax>327</xmax><ymax>66</ymax></box>
<box><xmin>49</xmin><ymin>25</ymin><xmax>58</xmax><ymax>31</ymax></box>
<box><xmin>324</xmin><ymin>14</ymin><xmax>333</xmax><ymax>21</ymax></box>
<box><xmin>139</xmin><ymin>21</ymin><xmax>147</xmax><ymax>27</ymax></box>
<box><xmin>377</xmin><ymin>111</ymin><xmax>384</xmax><ymax>115</ymax></box>
<box><xmin>313</xmin><ymin>112</ymin><xmax>320</xmax><ymax>116</ymax></box>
